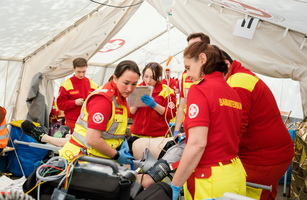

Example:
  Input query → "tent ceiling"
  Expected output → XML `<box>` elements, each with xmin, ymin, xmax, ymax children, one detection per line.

<box><xmin>89</xmin><ymin>1</ymin><xmax>187</xmax><ymax>73</ymax></box>
<box><xmin>1</xmin><ymin>0</ymin><xmax>306</xmax><ymax>120</ymax></box>
<box><xmin>222</xmin><ymin>0</ymin><xmax>307</xmax><ymax>34</ymax></box>
<box><xmin>0</xmin><ymin>0</ymin><xmax>99</xmax><ymax>60</ymax></box>
<box><xmin>89</xmin><ymin>0</ymin><xmax>307</xmax><ymax>73</ymax></box>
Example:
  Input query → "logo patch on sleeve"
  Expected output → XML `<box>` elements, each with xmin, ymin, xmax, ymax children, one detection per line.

<box><xmin>168</xmin><ymin>102</ymin><xmax>175</xmax><ymax>109</ymax></box>
<box><xmin>93</xmin><ymin>113</ymin><xmax>104</xmax><ymax>124</ymax></box>
<box><xmin>189</xmin><ymin>104</ymin><xmax>199</xmax><ymax>119</ymax></box>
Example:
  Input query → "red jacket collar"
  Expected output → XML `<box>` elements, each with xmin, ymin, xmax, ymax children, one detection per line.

<box><xmin>227</xmin><ymin>60</ymin><xmax>242</xmax><ymax>80</ymax></box>
<box><xmin>103</xmin><ymin>81</ymin><xmax>127</xmax><ymax>106</ymax></box>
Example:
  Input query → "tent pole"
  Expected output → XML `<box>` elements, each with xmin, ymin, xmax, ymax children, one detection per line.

<box><xmin>0</xmin><ymin>57</ymin><xmax>23</xmax><ymax>62</ymax></box>
<box><xmin>100</xmin><ymin>66</ymin><xmax>107</xmax><ymax>86</ymax></box>
<box><xmin>10</xmin><ymin>60</ymin><xmax>26</xmax><ymax>122</ymax></box>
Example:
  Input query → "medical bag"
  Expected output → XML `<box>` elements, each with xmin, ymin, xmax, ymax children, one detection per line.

<box><xmin>23</xmin><ymin>156</ymin><xmax>138</xmax><ymax>200</ymax></box>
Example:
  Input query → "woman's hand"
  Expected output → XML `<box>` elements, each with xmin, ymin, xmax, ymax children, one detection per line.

<box><xmin>171</xmin><ymin>182</ymin><xmax>182</xmax><ymax>200</ymax></box>
<box><xmin>116</xmin><ymin>148</ymin><xmax>134</xmax><ymax>166</ymax></box>
<box><xmin>141</xmin><ymin>94</ymin><xmax>157</xmax><ymax>109</ymax></box>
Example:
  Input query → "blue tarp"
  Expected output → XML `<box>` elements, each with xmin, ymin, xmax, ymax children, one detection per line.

<box><xmin>7</xmin><ymin>126</ymin><xmax>48</xmax><ymax>177</ymax></box>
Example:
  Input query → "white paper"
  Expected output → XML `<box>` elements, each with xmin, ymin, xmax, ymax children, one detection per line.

<box><xmin>0</xmin><ymin>175</ymin><xmax>26</xmax><ymax>191</ymax></box>
<box><xmin>127</xmin><ymin>86</ymin><xmax>154</xmax><ymax>107</ymax></box>
<box><xmin>233</xmin><ymin>18</ymin><xmax>259</xmax><ymax>39</ymax></box>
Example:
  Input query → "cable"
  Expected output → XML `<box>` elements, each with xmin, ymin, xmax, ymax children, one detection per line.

<box><xmin>90</xmin><ymin>0</ymin><xmax>145</xmax><ymax>8</ymax></box>
<box><xmin>35</xmin><ymin>156</ymin><xmax>68</xmax><ymax>200</ymax></box>
<box><xmin>64</xmin><ymin>154</ymin><xmax>85</xmax><ymax>189</ymax></box>
<box><xmin>36</xmin><ymin>157</ymin><xmax>68</xmax><ymax>182</ymax></box>
<box><xmin>25</xmin><ymin>181</ymin><xmax>47</xmax><ymax>194</ymax></box>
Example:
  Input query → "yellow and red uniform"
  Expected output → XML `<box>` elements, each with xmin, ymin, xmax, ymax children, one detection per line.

<box><xmin>183</xmin><ymin>72</ymin><xmax>246</xmax><ymax>199</ymax></box>
<box><xmin>180</xmin><ymin>71</ymin><xmax>195</xmax><ymax>112</ymax></box>
<box><xmin>161</xmin><ymin>77</ymin><xmax>177</xmax><ymax>91</ymax></box>
<box><xmin>130</xmin><ymin>81</ymin><xmax>177</xmax><ymax>138</ymax></box>
<box><xmin>57</xmin><ymin>75</ymin><xmax>98</xmax><ymax>132</ymax></box>
<box><xmin>227</xmin><ymin>60</ymin><xmax>294</xmax><ymax>200</ymax></box>
<box><xmin>0</xmin><ymin>107</ymin><xmax>8</xmax><ymax>150</ymax></box>
<box><xmin>175</xmin><ymin>78</ymin><xmax>179</xmax><ymax>91</ymax></box>
<box><xmin>59</xmin><ymin>81</ymin><xmax>127</xmax><ymax>160</ymax></box>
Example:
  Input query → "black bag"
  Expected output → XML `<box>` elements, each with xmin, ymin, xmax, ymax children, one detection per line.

<box><xmin>23</xmin><ymin>156</ymin><xmax>135</xmax><ymax>200</ymax></box>
<box><xmin>134</xmin><ymin>182</ymin><xmax>172</xmax><ymax>200</ymax></box>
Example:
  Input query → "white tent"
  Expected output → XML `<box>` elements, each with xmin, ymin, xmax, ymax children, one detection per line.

<box><xmin>1</xmin><ymin>0</ymin><xmax>306</xmax><ymax>125</ymax></box>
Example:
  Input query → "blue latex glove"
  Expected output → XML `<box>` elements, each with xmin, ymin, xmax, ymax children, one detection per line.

<box><xmin>173</xmin><ymin>131</ymin><xmax>180</xmax><ymax>137</ymax></box>
<box><xmin>120</xmin><ymin>139</ymin><xmax>129</xmax><ymax>153</ymax></box>
<box><xmin>171</xmin><ymin>182</ymin><xmax>182</xmax><ymax>200</ymax></box>
<box><xmin>141</xmin><ymin>94</ymin><xmax>157</xmax><ymax>109</ymax></box>
<box><xmin>116</xmin><ymin>148</ymin><xmax>135</xmax><ymax>166</ymax></box>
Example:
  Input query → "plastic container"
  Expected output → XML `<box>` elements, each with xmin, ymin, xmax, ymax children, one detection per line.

<box><xmin>49</xmin><ymin>120</ymin><xmax>62</xmax><ymax>136</ymax></box>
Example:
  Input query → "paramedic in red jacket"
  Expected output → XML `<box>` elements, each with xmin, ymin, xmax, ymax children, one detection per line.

<box><xmin>174</xmin><ymin>33</ymin><xmax>211</xmax><ymax>136</ymax></box>
<box><xmin>171</xmin><ymin>43</ymin><xmax>246</xmax><ymax>200</ymax></box>
<box><xmin>130</xmin><ymin>62</ymin><xmax>177</xmax><ymax>138</ymax></box>
<box><xmin>57</xmin><ymin>58</ymin><xmax>98</xmax><ymax>133</ymax></box>
<box><xmin>0</xmin><ymin>106</ymin><xmax>8</xmax><ymax>153</ymax></box>
<box><xmin>226</xmin><ymin>59</ymin><xmax>294</xmax><ymax>200</ymax></box>
<box><xmin>161</xmin><ymin>67</ymin><xmax>177</xmax><ymax>92</ymax></box>
<box><xmin>59</xmin><ymin>60</ymin><xmax>140</xmax><ymax>165</ymax></box>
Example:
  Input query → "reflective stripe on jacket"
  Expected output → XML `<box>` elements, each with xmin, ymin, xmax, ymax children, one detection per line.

<box><xmin>182</xmin><ymin>72</ymin><xmax>194</xmax><ymax>114</ymax></box>
<box><xmin>71</xmin><ymin>84</ymin><xmax>128</xmax><ymax>158</ymax></box>
<box><xmin>0</xmin><ymin>107</ymin><xmax>8</xmax><ymax>149</ymax></box>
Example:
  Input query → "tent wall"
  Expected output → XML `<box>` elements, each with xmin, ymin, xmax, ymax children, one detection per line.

<box><xmin>256</xmin><ymin>74</ymin><xmax>303</xmax><ymax>118</ymax></box>
<box><xmin>148</xmin><ymin>0</ymin><xmax>307</xmax><ymax>116</ymax></box>
<box><xmin>14</xmin><ymin>1</ymin><xmax>142</xmax><ymax>122</ymax></box>
<box><xmin>0</xmin><ymin>60</ymin><xmax>24</xmax><ymax>122</ymax></box>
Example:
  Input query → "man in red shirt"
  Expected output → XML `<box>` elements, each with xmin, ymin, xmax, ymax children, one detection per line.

<box><xmin>57</xmin><ymin>58</ymin><xmax>98</xmax><ymax>133</ymax></box>
<box><xmin>225</xmin><ymin>60</ymin><xmax>294</xmax><ymax>200</ymax></box>
<box><xmin>174</xmin><ymin>33</ymin><xmax>211</xmax><ymax>136</ymax></box>
<box><xmin>161</xmin><ymin>68</ymin><xmax>177</xmax><ymax>91</ymax></box>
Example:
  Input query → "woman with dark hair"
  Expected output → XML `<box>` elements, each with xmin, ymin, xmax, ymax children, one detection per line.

<box><xmin>130</xmin><ymin>62</ymin><xmax>177</xmax><ymax>138</ymax></box>
<box><xmin>58</xmin><ymin>60</ymin><xmax>140</xmax><ymax>166</ymax></box>
<box><xmin>171</xmin><ymin>42</ymin><xmax>246</xmax><ymax>200</ymax></box>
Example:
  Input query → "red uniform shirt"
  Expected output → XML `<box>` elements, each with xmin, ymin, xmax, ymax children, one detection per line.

<box><xmin>227</xmin><ymin>60</ymin><xmax>294</xmax><ymax>166</ymax></box>
<box><xmin>162</xmin><ymin>78</ymin><xmax>177</xmax><ymax>91</ymax></box>
<box><xmin>130</xmin><ymin>81</ymin><xmax>177</xmax><ymax>137</ymax></box>
<box><xmin>57</xmin><ymin>75</ymin><xmax>97</xmax><ymax>124</ymax></box>
<box><xmin>87</xmin><ymin>95</ymin><xmax>112</xmax><ymax>131</ymax></box>
<box><xmin>184</xmin><ymin>72</ymin><xmax>242</xmax><ymax>166</ymax></box>
<box><xmin>175</xmin><ymin>79</ymin><xmax>179</xmax><ymax>91</ymax></box>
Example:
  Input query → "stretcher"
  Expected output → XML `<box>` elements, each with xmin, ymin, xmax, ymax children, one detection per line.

<box><xmin>14</xmin><ymin>140</ymin><xmax>61</xmax><ymax>153</ymax></box>
<box><xmin>18</xmin><ymin>140</ymin><xmax>272</xmax><ymax>199</ymax></box>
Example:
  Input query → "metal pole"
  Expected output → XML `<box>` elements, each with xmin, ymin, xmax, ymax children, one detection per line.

<box><xmin>246</xmin><ymin>182</ymin><xmax>272</xmax><ymax>192</ymax></box>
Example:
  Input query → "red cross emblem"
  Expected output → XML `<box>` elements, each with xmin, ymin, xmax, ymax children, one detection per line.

<box><xmin>93</xmin><ymin>113</ymin><xmax>104</xmax><ymax>124</ymax></box>
<box><xmin>168</xmin><ymin>102</ymin><xmax>175</xmax><ymax>109</ymax></box>
<box><xmin>99</xmin><ymin>39</ymin><xmax>125</xmax><ymax>53</ymax></box>
<box><xmin>189</xmin><ymin>104</ymin><xmax>199</xmax><ymax>119</ymax></box>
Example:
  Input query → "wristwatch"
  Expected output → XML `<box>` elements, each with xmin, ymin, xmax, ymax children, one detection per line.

<box><xmin>113</xmin><ymin>152</ymin><xmax>120</xmax><ymax>160</ymax></box>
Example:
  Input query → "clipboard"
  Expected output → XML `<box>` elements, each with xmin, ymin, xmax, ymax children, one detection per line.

<box><xmin>127</xmin><ymin>86</ymin><xmax>154</xmax><ymax>107</ymax></box>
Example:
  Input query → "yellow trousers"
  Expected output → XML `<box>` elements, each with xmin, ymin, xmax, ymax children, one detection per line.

<box><xmin>183</xmin><ymin>157</ymin><xmax>247</xmax><ymax>200</ymax></box>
